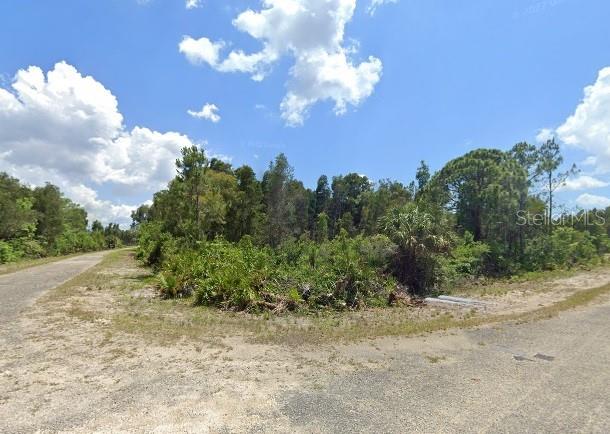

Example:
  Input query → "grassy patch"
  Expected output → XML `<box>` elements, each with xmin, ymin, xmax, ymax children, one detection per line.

<box><xmin>424</xmin><ymin>355</ymin><xmax>447</xmax><ymax>364</ymax></box>
<box><xmin>446</xmin><ymin>261</ymin><xmax>609</xmax><ymax>298</ymax></box>
<box><xmin>39</xmin><ymin>249</ymin><xmax>136</xmax><ymax>303</ymax></box>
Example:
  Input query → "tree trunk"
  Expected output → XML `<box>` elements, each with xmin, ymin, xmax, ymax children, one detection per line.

<box><xmin>548</xmin><ymin>171</ymin><xmax>553</xmax><ymax>234</ymax></box>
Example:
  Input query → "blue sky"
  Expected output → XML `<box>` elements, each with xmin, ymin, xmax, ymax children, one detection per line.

<box><xmin>1</xmin><ymin>0</ymin><xmax>610</xmax><ymax>225</ymax></box>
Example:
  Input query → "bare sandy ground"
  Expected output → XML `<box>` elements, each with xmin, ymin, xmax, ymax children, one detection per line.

<box><xmin>0</xmin><ymin>251</ymin><xmax>608</xmax><ymax>433</ymax></box>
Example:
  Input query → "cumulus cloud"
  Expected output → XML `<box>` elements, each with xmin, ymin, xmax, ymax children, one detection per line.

<box><xmin>367</xmin><ymin>0</ymin><xmax>398</xmax><ymax>16</ymax></box>
<box><xmin>180</xmin><ymin>0</ymin><xmax>382</xmax><ymax>126</ymax></box>
<box><xmin>188</xmin><ymin>103</ymin><xmax>221</xmax><ymax>123</ymax></box>
<box><xmin>553</xmin><ymin>67</ymin><xmax>610</xmax><ymax>173</ymax></box>
<box><xmin>535</xmin><ymin>128</ymin><xmax>554</xmax><ymax>143</ymax></box>
<box><xmin>186</xmin><ymin>0</ymin><xmax>202</xmax><ymax>9</ymax></box>
<box><xmin>179</xmin><ymin>37</ymin><xmax>224</xmax><ymax>66</ymax></box>
<box><xmin>556</xmin><ymin>175</ymin><xmax>609</xmax><ymax>192</ymax></box>
<box><xmin>576</xmin><ymin>193</ymin><xmax>610</xmax><ymax>209</ymax></box>
<box><xmin>0</xmin><ymin>62</ymin><xmax>204</xmax><ymax>226</ymax></box>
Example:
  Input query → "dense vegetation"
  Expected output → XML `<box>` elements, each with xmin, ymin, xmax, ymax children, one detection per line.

<box><xmin>0</xmin><ymin>173</ymin><xmax>134</xmax><ymax>264</ymax></box>
<box><xmin>132</xmin><ymin>138</ymin><xmax>610</xmax><ymax>312</ymax></box>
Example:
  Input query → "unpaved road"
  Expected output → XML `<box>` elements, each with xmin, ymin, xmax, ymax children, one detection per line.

<box><xmin>0</xmin><ymin>252</ymin><xmax>609</xmax><ymax>433</ymax></box>
<box><xmin>0</xmin><ymin>252</ymin><xmax>107</xmax><ymax>326</ymax></box>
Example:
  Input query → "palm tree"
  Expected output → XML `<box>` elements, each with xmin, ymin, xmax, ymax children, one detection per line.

<box><xmin>380</xmin><ymin>204</ymin><xmax>451</xmax><ymax>294</ymax></box>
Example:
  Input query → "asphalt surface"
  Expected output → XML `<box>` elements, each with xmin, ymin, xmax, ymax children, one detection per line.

<box><xmin>0</xmin><ymin>252</ymin><xmax>107</xmax><ymax>331</ymax></box>
<box><xmin>280</xmin><ymin>300</ymin><xmax>610</xmax><ymax>433</ymax></box>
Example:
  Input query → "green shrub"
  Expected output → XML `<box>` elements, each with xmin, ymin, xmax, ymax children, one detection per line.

<box><xmin>159</xmin><ymin>239</ymin><xmax>274</xmax><ymax>308</ymax></box>
<box><xmin>10</xmin><ymin>237</ymin><xmax>45</xmax><ymax>259</ymax></box>
<box><xmin>51</xmin><ymin>230</ymin><xmax>107</xmax><ymax>256</ymax></box>
<box><xmin>0</xmin><ymin>241</ymin><xmax>17</xmax><ymax>264</ymax></box>
<box><xmin>158</xmin><ymin>234</ymin><xmax>396</xmax><ymax>311</ymax></box>
<box><xmin>136</xmin><ymin>222</ymin><xmax>178</xmax><ymax>269</ymax></box>
<box><xmin>440</xmin><ymin>231</ymin><xmax>490</xmax><ymax>285</ymax></box>
<box><xmin>524</xmin><ymin>227</ymin><xmax>598</xmax><ymax>271</ymax></box>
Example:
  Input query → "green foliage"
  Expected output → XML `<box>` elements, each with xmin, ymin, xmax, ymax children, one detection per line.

<box><xmin>380</xmin><ymin>203</ymin><xmax>451</xmax><ymax>295</ymax></box>
<box><xmin>10</xmin><ymin>237</ymin><xmax>46</xmax><ymax>259</ymax></box>
<box><xmin>136</xmin><ymin>222</ymin><xmax>178</xmax><ymax>269</ymax></box>
<box><xmin>0</xmin><ymin>241</ymin><xmax>17</xmax><ymax>264</ymax></box>
<box><xmin>439</xmin><ymin>231</ymin><xmax>490</xmax><ymax>285</ymax></box>
<box><xmin>52</xmin><ymin>231</ymin><xmax>101</xmax><ymax>255</ymax></box>
<box><xmin>157</xmin><ymin>234</ymin><xmax>396</xmax><ymax>311</ymax></box>
<box><xmin>427</xmin><ymin>148</ymin><xmax>528</xmax><ymax>272</ymax></box>
<box><xmin>0</xmin><ymin>174</ymin><xmax>37</xmax><ymax>240</ymax></box>
<box><xmin>314</xmin><ymin>212</ymin><xmax>329</xmax><ymax>242</ymax></box>
<box><xmin>135</xmin><ymin>142</ymin><xmax>608</xmax><ymax>312</ymax></box>
<box><xmin>524</xmin><ymin>227</ymin><xmax>601</xmax><ymax>271</ymax></box>
<box><xmin>0</xmin><ymin>172</ymin><xmax>129</xmax><ymax>263</ymax></box>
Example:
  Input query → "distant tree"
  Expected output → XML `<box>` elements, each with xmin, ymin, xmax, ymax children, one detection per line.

<box><xmin>537</xmin><ymin>138</ymin><xmax>578</xmax><ymax>232</ymax></box>
<box><xmin>329</xmin><ymin>173</ymin><xmax>371</xmax><ymax>234</ymax></box>
<box><xmin>91</xmin><ymin>220</ymin><xmax>104</xmax><ymax>232</ymax></box>
<box><xmin>337</xmin><ymin>211</ymin><xmax>355</xmax><ymax>236</ymax></box>
<box><xmin>360</xmin><ymin>180</ymin><xmax>412</xmax><ymax>234</ymax></box>
<box><xmin>509</xmin><ymin>142</ymin><xmax>540</xmax><ymax>185</ymax></box>
<box><xmin>33</xmin><ymin>183</ymin><xmax>64</xmax><ymax>246</ymax></box>
<box><xmin>62</xmin><ymin>201</ymin><xmax>88</xmax><ymax>232</ymax></box>
<box><xmin>262</xmin><ymin>153</ymin><xmax>294</xmax><ymax>247</ymax></box>
<box><xmin>199</xmin><ymin>169</ymin><xmax>239</xmax><ymax>239</ymax></box>
<box><xmin>415</xmin><ymin>160</ymin><xmax>431</xmax><ymax>192</ymax></box>
<box><xmin>130</xmin><ymin>205</ymin><xmax>151</xmax><ymax>229</ymax></box>
<box><xmin>176</xmin><ymin>146</ymin><xmax>207</xmax><ymax>240</ymax></box>
<box><xmin>208</xmin><ymin>158</ymin><xmax>233</xmax><ymax>174</ymax></box>
<box><xmin>287</xmin><ymin>180</ymin><xmax>312</xmax><ymax>238</ymax></box>
<box><xmin>0</xmin><ymin>172</ymin><xmax>37</xmax><ymax>239</ymax></box>
<box><xmin>314</xmin><ymin>175</ymin><xmax>331</xmax><ymax>216</ymax></box>
<box><xmin>428</xmin><ymin>149</ymin><xmax>527</xmax><ymax>267</ymax></box>
<box><xmin>314</xmin><ymin>212</ymin><xmax>329</xmax><ymax>242</ymax></box>
<box><xmin>226</xmin><ymin>165</ymin><xmax>263</xmax><ymax>241</ymax></box>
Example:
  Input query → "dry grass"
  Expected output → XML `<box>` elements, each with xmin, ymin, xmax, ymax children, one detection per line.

<box><xmin>447</xmin><ymin>260</ymin><xmax>609</xmax><ymax>298</ymax></box>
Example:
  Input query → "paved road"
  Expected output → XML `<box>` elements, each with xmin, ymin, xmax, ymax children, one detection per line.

<box><xmin>281</xmin><ymin>299</ymin><xmax>610</xmax><ymax>433</ymax></box>
<box><xmin>0</xmin><ymin>252</ymin><xmax>107</xmax><ymax>326</ymax></box>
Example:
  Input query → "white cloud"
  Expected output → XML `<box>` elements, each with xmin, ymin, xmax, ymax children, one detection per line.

<box><xmin>186</xmin><ymin>0</ymin><xmax>202</xmax><ymax>9</ymax></box>
<box><xmin>556</xmin><ymin>175</ymin><xmax>609</xmax><ymax>192</ymax></box>
<box><xmin>554</xmin><ymin>67</ymin><xmax>610</xmax><ymax>173</ymax></box>
<box><xmin>367</xmin><ymin>0</ymin><xmax>398</xmax><ymax>16</ymax></box>
<box><xmin>188</xmin><ymin>103</ymin><xmax>221</xmax><ymax>123</ymax></box>
<box><xmin>535</xmin><ymin>127</ymin><xmax>554</xmax><ymax>143</ymax></box>
<box><xmin>580</xmin><ymin>156</ymin><xmax>597</xmax><ymax>167</ymax></box>
<box><xmin>63</xmin><ymin>183</ymin><xmax>138</xmax><ymax>226</ymax></box>
<box><xmin>0</xmin><ymin>160</ymin><xmax>139</xmax><ymax>226</ymax></box>
<box><xmin>180</xmin><ymin>0</ymin><xmax>382</xmax><ymax>126</ymax></box>
<box><xmin>179</xmin><ymin>37</ymin><xmax>224</xmax><ymax>66</ymax></box>
<box><xmin>205</xmin><ymin>150</ymin><xmax>232</xmax><ymax>163</ymax></box>
<box><xmin>576</xmin><ymin>193</ymin><xmax>610</xmax><ymax>209</ymax></box>
<box><xmin>0</xmin><ymin>62</ymin><xmax>206</xmax><ymax>226</ymax></box>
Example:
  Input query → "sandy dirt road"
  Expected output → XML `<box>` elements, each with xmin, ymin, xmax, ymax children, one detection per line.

<box><xmin>0</xmin><ymin>251</ymin><xmax>608</xmax><ymax>433</ymax></box>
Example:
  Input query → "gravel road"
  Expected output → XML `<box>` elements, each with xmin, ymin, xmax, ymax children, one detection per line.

<box><xmin>0</xmin><ymin>252</ymin><xmax>608</xmax><ymax>433</ymax></box>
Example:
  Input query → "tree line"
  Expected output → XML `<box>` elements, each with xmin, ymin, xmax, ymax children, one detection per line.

<box><xmin>0</xmin><ymin>174</ymin><xmax>134</xmax><ymax>263</ymax></box>
<box><xmin>132</xmin><ymin>138</ymin><xmax>610</xmax><ymax>311</ymax></box>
